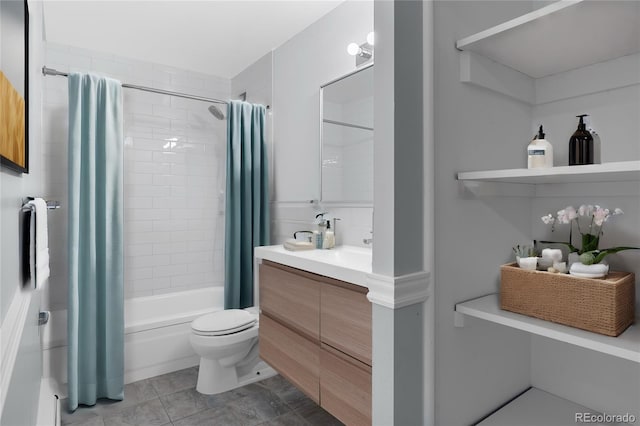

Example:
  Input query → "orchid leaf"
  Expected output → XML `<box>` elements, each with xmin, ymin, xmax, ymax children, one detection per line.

<box><xmin>581</xmin><ymin>247</ymin><xmax>639</xmax><ymax>265</ymax></box>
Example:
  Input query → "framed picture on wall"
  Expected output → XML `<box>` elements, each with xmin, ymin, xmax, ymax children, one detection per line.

<box><xmin>0</xmin><ymin>0</ymin><xmax>29</xmax><ymax>173</ymax></box>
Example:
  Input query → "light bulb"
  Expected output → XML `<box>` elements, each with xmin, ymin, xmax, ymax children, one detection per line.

<box><xmin>366</xmin><ymin>32</ymin><xmax>375</xmax><ymax>46</ymax></box>
<box><xmin>347</xmin><ymin>42</ymin><xmax>360</xmax><ymax>56</ymax></box>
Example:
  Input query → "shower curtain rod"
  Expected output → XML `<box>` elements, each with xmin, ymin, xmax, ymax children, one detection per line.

<box><xmin>42</xmin><ymin>66</ymin><xmax>270</xmax><ymax>109</ymax></box>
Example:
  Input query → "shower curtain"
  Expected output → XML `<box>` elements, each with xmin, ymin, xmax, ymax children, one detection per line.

<box><xmin>224</xmin><ymin>101</ymin><xmax>270</xmax><ymax>309</ymax></box>
<box><xmin>67</xmin><ymin>73</ymin><xmax>124</xmax><ymax>411</ymax></box>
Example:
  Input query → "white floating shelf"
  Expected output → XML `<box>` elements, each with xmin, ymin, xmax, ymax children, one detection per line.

<box><xmin>455</xmin><ymin>294</ymin><xmax>640</xmax><ymax>364</ymax></box>
<box><xmin>457</xmin><ymin>161</ymin><xmax>640</xmax><ymax>185</ymax></box>
<box><xmin>456</xmin><ymin>0</ymin><xmax>640</xmax><ymax>79</ymax></box>
<box><xmin>478</xmin><ymin>388</ymin><xmax>616</xmax><ymax>426</ymax></box>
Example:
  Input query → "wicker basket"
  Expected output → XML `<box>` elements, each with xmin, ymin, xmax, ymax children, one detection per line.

<box><xmin>500</xmin><ymin>263</ymin><xmax>635</xmax><ymax>336</ymax></box>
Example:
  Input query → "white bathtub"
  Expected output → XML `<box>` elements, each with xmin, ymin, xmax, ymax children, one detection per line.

<box><xmin>42</xmin><ymin>287</ymin><xmax>224</xmax><ymax>394</ymax></box>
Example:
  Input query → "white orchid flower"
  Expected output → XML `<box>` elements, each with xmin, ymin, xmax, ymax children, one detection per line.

<box><xmin>565</xmin><ymin>206</ymin><xmax>577</xmax><ymax>221</ymax></box>
<box><xmin>593</xmin><ymin>207</ymin><xmax>609</xmax><ymax>227</ymax></box>
<box><xmin>578</xmin><ymin>205</ymin><xmax>588</xmax><ymax>216</ymax></box>
<box><xmin>541</xmin><ymin>214</ymin><xmax>555</xmax><ymax>225</ymax></box>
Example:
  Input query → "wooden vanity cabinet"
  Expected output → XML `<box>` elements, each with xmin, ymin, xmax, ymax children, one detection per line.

<box><xmin>259</xmin><ymin>314</ymin><xmax>321</xmax><ymax>402</ymax></box>
<box><xmin>321</xmin><ymin>281</ymin><xmax>372</xmax><ymax>365</ymax></box>
<box><xmin>258</xmin><ymin>260</ymin><xmax>372</xmax><ymax>426</ymax></box>
<box><xmin>320</xmin><ymin>344</ymin><xmax>372</xmax><ymax>426</ymax></box>
<box><xmin>259</xmin><ymin>261</ymin><xmax>320</xmax><ymax>340</ymax></box>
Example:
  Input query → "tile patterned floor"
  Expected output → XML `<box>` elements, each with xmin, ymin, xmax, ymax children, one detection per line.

<box><xmin>62</xmin><ymin>368</ymin><xmax>343</xmax><ymax>426</ymax></box>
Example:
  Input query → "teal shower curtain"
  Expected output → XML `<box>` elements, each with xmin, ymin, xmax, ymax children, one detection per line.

<box><xmin>67</xmin><ymin>73</ymin><xmax>124</xmax><ymax>411</ymax></box>
<box><xmin>224</xmin><ymin>101</ymin><xmax>270</xmax><ymax>309</ymax></box>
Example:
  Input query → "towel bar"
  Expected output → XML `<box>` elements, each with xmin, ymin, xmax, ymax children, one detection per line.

<box><xmin>21</xmin><ymin>198</ymin><xmax>60</xmax><ymax>212</ymax></box>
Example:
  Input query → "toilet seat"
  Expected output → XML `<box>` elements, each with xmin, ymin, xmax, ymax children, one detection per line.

<box><xmin>191</xmin><ymin>309</ymin><xmax>257</xmax><ymax>336</ymax></box>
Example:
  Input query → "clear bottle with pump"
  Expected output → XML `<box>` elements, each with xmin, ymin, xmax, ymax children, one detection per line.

<box><xmin>315</xmin><ymin>213</ymin><xmax>326</xmax><ymax>249</ymax></box>
<box><xmin>569</xmin><ymin>114</ymin><xmax>594</xmax><ymax>166</ymax></box>
<box><xmin>527</xmin><ymin>125</ymin><xmax>553</xmax><ymax>169</ymax></box>
<box><xmin>323</xmin><ymin>220</ymin><xmax>335</xmax><ymax>249</ymax></box>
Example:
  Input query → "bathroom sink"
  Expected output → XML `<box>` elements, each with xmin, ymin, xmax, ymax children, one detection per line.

<box><xmin>254</xmin><ymin>245</ymin><xmax>372</xmax><ymax>287</ymax></box>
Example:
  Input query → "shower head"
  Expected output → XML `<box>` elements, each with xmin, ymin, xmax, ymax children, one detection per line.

<box><xmin>208</xmin><ymin>104</ymin><xmax>226</xmax><ymax>120</ymax></box>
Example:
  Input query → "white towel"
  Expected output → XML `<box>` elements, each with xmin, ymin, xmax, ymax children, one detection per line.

<box><xmin>28</xmin><ymin>198</ymin><xmax>50</xmax><ymax>289</ymax></box>
<box><xmin>283</xmin><ymin>239</ymin><xmax>314</xmax><ymax>252</ymax></box>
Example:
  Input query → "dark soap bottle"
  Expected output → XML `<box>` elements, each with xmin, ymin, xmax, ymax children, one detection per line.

<box><xmin>569</xmin><ymin>114</ymin><xmax>594</xmax><ymax>166</ymax></box>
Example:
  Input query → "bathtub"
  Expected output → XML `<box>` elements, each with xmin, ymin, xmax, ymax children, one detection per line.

<box><xmin>42</xmin><ymin>287</ymin><xmax>224</xmax><ymax>394</ymax></box>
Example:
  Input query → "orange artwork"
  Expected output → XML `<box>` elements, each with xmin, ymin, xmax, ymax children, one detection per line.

<box><xmin>0</xmin><ymin>71</ymin><xmax>26</xmax><ymax>169</ymax></box>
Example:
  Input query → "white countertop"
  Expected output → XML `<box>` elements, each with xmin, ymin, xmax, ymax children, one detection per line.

<box><xmin>254</xmin><ymin>245</ymin><xmax>372</xmax><ymax>287</ymax></box>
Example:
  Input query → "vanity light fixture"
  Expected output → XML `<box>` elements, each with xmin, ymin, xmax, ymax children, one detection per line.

<box><xmin>347</xmin><ymin>32</ymin><xmax>374</xmax><ymax>66</ymax></box>
<box><xmin>366</xmin><ymin>31</ymin><xmax>375</xmax><ymax>46</ymax></box>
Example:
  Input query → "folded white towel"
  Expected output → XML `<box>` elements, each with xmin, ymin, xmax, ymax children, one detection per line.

<box><xmin>283</xmin><ymin>239</ymin><xmax>314</xmax><ymax>252</ymax></box>
<box><xmin>569</xmin><ymin>261</ymin><xmax>608</xmax><ymax>278</ymax></box>
<box><xmin>28</xmin><ymin>198</ymin><xmax>50</xmax><ymax>289</ymax></box>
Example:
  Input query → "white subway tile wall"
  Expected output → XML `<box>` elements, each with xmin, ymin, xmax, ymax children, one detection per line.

<box><xmin>42</xmin><ymin>43</ymin><xmax>230</xmax><ymax>310</ymax></box>
<box><xmin>271</xmin><ymin>203</ymin><xmax>373</xmax><ymax>248</ymax></box>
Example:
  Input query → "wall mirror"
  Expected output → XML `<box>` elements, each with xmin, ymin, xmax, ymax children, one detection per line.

<box><xmin>320</xmin><ymin>64</ymin><xmax>373</xmax><ymax>203</ymax></box>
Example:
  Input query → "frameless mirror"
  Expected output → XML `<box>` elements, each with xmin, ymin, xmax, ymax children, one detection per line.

<box><xmin>320</xmin><ymin>65</ymin><xmax>373</xmax><ymax>203</ymax></box>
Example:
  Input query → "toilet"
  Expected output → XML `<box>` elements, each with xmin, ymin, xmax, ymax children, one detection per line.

<box><xmin>190</xmin><ymin>307</ymin><xmax>261</xmax><ymax>395</ymax></box>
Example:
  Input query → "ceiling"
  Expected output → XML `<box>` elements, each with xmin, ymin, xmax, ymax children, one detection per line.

<box><xmin>43</xmin><ymin>0</ymin><xmax>345</xmax><ymax>79</ymax></box>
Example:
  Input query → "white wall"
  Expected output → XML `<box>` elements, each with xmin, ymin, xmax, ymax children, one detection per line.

<box><xmin>528</xmin><ymin>55</ymin><xmax>640</xmax><ymax>416</ymax></box>
<box><xmin>531</xmin><ymin>336</ymin><xmax>640</xmax><ymax>419</ymax></box>
<box><xmin>433</xmin><ymin>2</ymin><xmax>536</xmax><ymax>424</ymax></box>
<box><xmin>269</xmin><ymin>0</ymin><xmax>374</xmax><ymax>247</ymax></box>
<box><xmin>230</xmin><ymin>51</ymin><xmax>278</xmax><ymax>244</ymax></box>
<box><xmin>0</xmin><ymin>0</ymin><xmax>44</xmax><ymax>322</ymax></box>
<box><xmin>0</xmin><ymin>1</ymin><xmax>45</xmax><ymax>424</ymax></box>
<box><xmin>41</xmin><ymin>44</ymin><xmax>230</xmax><ymax>311</ymax></box>
<box><xmin>433</xmin><ymin>1</ymin><xmax>640</xmax><ymax>424</ymax></box>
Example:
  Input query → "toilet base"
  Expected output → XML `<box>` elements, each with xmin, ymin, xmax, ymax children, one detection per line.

<box><xmin>196</xmin><ymin>358</ymin><xmax>238</xmax><ymax>394</ymax></box>
<box><xmin>195</xmin><ymin>359</ymin><xmax>277</xmax><ymax>395</ymax></box>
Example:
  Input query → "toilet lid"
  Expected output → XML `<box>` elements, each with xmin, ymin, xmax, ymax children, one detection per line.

<box><xmin>192</xmin><ymin>309</ymin><xmax>257</xmax><ymax>336</ymax></box>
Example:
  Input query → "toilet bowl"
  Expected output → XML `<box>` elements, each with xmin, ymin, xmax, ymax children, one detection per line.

<box><xmin>190</xmin><ymin>307</ymin><xmax>260</xmax><ymax>395</ymax></box>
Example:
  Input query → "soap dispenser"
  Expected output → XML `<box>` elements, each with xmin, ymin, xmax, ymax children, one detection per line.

<box><xmin>323</xmin><ymin>220</ymin><xmax>335</xmax><ymax>249</ymax></box>
<box><xmin>527</xmin><ymin>125</ymin><xmax>553</xmax><ymax>169</ymax></box>
<box><xmin>569</xmin><ymin>114</ymin><xmax>594</xmax><ymax>166</ymax></box>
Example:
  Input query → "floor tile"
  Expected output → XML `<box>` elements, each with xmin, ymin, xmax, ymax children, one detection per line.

<box><xmin>202</xmin><ymin>389</ymin><xmax>240</xmax><ymax>411</ymax></box>
<box><xmin>95</xmin><ymin>379</ymin><xmax>160</xmax><ymax>417</ymax></box>
<box><xmin>257</xmin><ymin>375</ymin><xmax>314</xmax><ymax>411</ymax></box>
<box><xmin>160</xmin><ymin>388</ymin><xmax>209</xmax><ymax>422</ymax></box>
<box><xmin>61</xmin><ymin>401</ymin><xmax>103</xmax><ymax>426</ymax></box>
<box><xmin>295</xmin><ymin>398</ymin><xmax>343</xmax><ymax>426</ymax></box>
<box><xmin>228</xmin><ymin>391</ymin><xmax>290</xmax><ymax>426</ymax></box>
<box><xmin>61</xmin><ymin>413</ymin><xmax>105</xmax><ymax>426</ymax></box>
<box><xmin>256</xmin><ymin>375</ymin><xmax>293</xmax><ymax>395</ymax></box>
<box><xmin>260</xmin><ymin>411</ymin><xmax>309</xmax><ymax>426</ymax></box>
<box><xmin>230</xmin><ymin>383</ymin><xmax>272</xmax><ymax>399</ymax></box>
<box><xmin>172</xmin><ymin>406</ymin><xmax>241</xmax><ymax>426</ymax></box>
<box><xmin>271</xmin><ymin>385</ymin><xmax>309</xmax><ymax>411</ymax></box>
<box><xmin>103</xmin><ymin>398</ymin><xmax>170</xmax><ymax>426</ymax></box>
<box><xmin>62</xmin><ymin>371</ymin><xmax>341</xmax><ymax>426</ymax></box>
<box><xmin>149</xmin><ymin>367</ymin><xmax>199</xmax><ymax>397</ymax></box>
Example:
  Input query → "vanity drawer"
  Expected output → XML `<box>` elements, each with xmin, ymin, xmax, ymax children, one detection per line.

<box><xmin>260</xmin><ymin>262</ymin><xmax>320</xmax><ymax>340</ymax></box>
<box><xmin>321</xmin><ymin>282</ymin><xmax>372</xmax><ymax>365</ymax></box>
<box><xmin>320</xmin><ymin>345</ymin><xmax>372</xmax><ymax>426</ymax></box>
<box><xmin>259</xmin><ymin>314</ymin><xmax>320</xmax><ymax>403</ymax></box>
